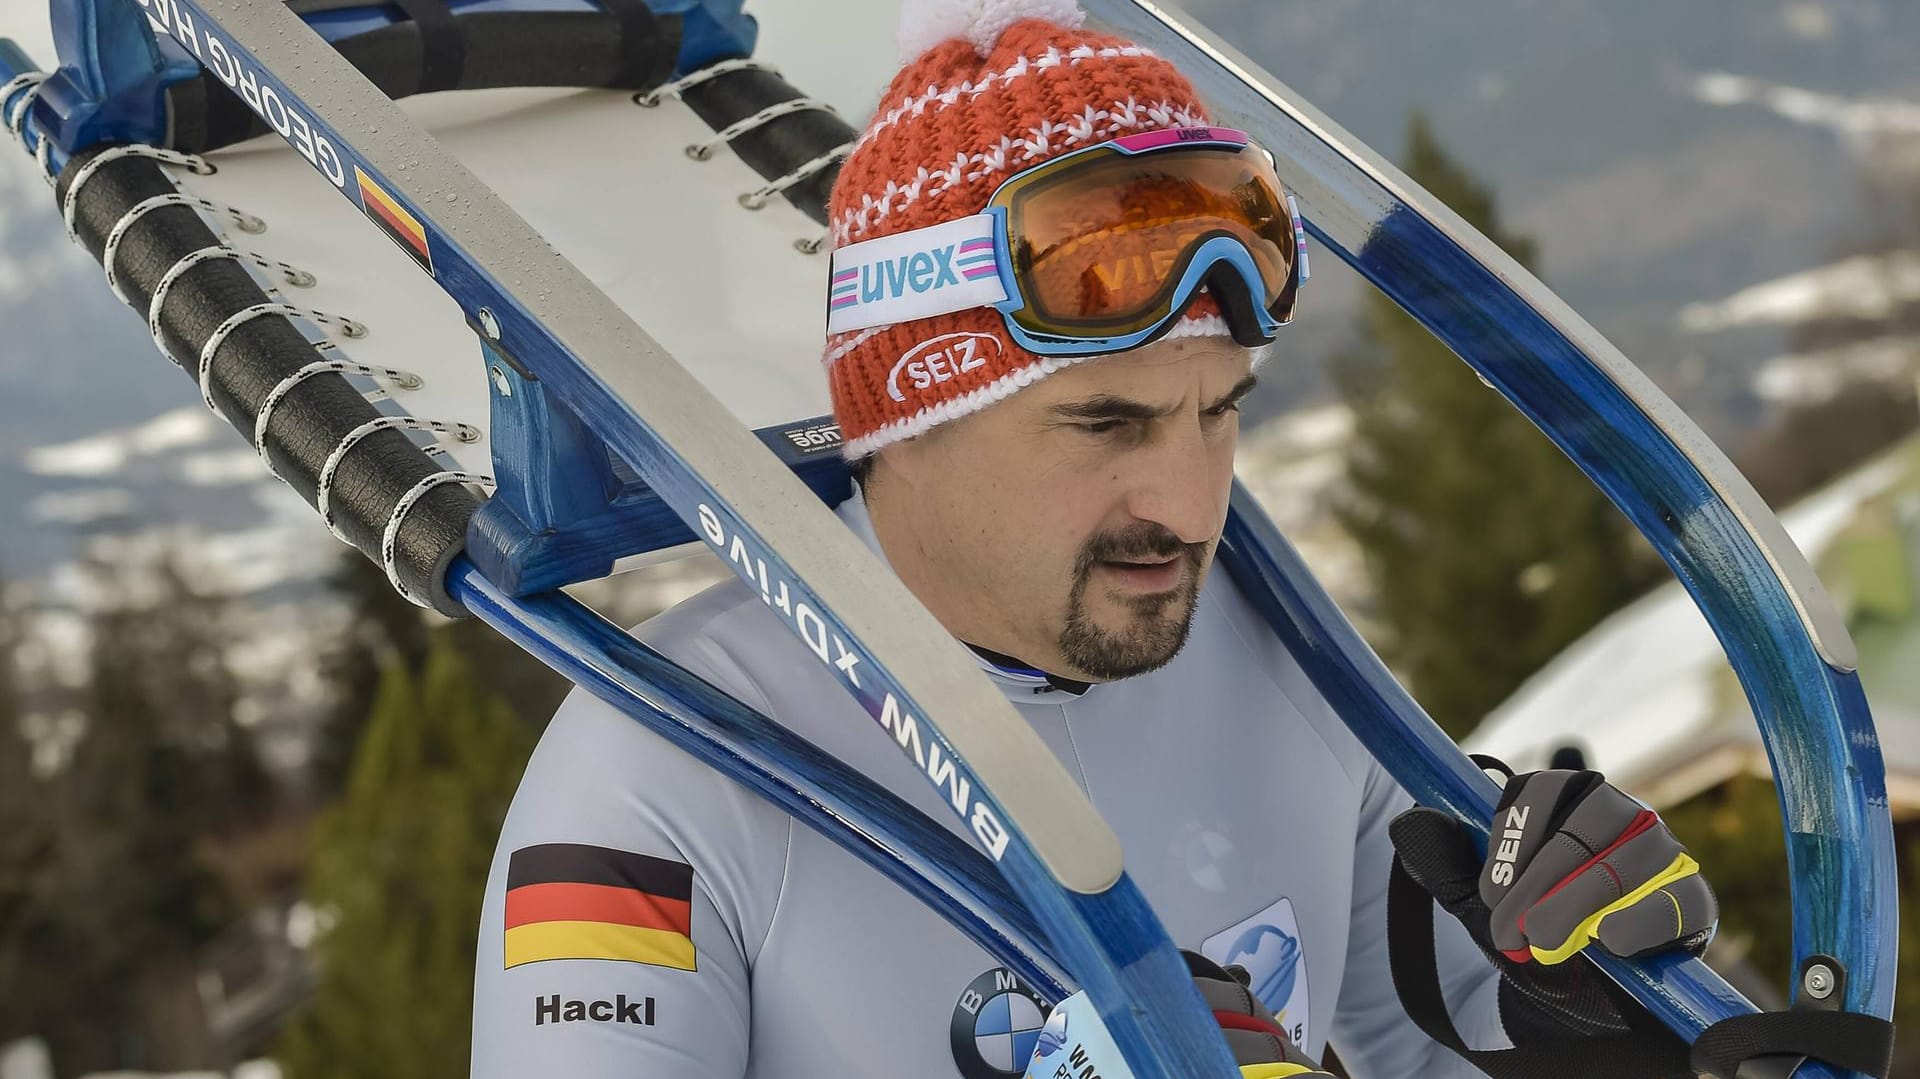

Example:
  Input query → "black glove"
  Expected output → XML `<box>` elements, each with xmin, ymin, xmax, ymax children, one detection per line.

<box><xmin>1389</xmin><ymin>765</ymin><xmax>1711</xmax><ymax>1059</ymax></box>
<box><xmin>1184</xmin><ymin>950</ymin><xmax>1334</xmax><ymax>1078</ymax></box>
<box><xmin>1390</xmin><ymin>769</ymin><xmax>1890</xmax><ymax>1079</ymax></box>
<box><xmin>1391</xmin><ymin>805</ymin><xmax>1661</xmax><ymax>1044</ymax></box>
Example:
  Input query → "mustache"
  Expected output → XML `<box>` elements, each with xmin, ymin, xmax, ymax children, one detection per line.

<box><xmin>1073</xmin><ymin>523</ymin><xmax>1209</xmax><ymax>577</ymax></box>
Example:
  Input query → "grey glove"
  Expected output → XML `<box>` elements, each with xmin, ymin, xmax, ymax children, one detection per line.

<box><xmin>1480</xmin><ymin>768</ymin><xmax>1716</xmax><ymax>965</ymax></box>
<box><xmin>1184</xmin><ymin>950</ymin><xmax>1331</xmax><ymax>1076</ymax></box>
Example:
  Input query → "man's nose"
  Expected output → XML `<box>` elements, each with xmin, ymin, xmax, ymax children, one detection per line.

<box><xmin>1122</xmin><ymin>420</ymin><xmax>1225</xmax><ymax>545</ymax></box>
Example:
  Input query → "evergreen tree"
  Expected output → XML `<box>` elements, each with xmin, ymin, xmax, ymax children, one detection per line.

<box><xmin>311</xmin><ymin>551</ymin><xmax>432</xmax><ymax>797</ymax></box>
<box><xmin>0</xmin><ymin>583</ymin><xmax>52</xmax><ymax>1047</ymax></box>
<box><xmin>26</xmin><ymin>557</ymin><xmax>269</xmax><ymax>1074</ymax></box>
<box><xmin>439</xmin><ymin>611</ymin><xmax>572</xmax><ymax>736</ymax></box>
<box><xmin>1334</xmin><ymin>113</ymin><xmax>1646</xmax><ymax>738</ymax></box>
<box><xmin>311</xmin><ymin>551</ymin><xmax>566</xmax><ymax>798</ymax></box>
<box><xmin>278</xmin><ymin>633</ymin><xmax>537</xmax><ymax>1079</ymax></box>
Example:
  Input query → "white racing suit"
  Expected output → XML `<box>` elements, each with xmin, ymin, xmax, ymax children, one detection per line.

<box><xmin>471</xmin><ymin>495</ymin><xmax>1506</xmax><ymax>1078</ymax></box>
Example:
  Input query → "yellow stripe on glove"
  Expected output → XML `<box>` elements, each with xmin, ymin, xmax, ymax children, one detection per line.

<box><xmin>1529</xmin><ymin>852</ymin><xmax>1701</xmax><ymax>965</ymax></box>
<box><xmin>1240</xmin><ymin>1064</ymin><xmax>1321</xmax><ymax>1079</ymax></box>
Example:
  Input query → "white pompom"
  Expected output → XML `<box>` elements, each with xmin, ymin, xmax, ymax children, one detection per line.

<box><xmin>896</xmin><ymin>0</ymin><xmax>1086</xmax><ymax>62</ymax></box>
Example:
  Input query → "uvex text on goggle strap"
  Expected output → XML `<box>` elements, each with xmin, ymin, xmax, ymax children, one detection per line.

<box><xmin>827</xmin><ymin>127</ymin><xmax>1309</xmax><ymax>357</ymax></box>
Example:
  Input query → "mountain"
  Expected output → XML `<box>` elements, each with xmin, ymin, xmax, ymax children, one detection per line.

<box><xmin>2</xmin><ymin>0</ymin><xmax>1916</xmax><ymax>586</ymax></box>
<box><xmin>1182</xmin><ymin>0</ymin><xmax>1920</xmax><ymax>432</ymax></box>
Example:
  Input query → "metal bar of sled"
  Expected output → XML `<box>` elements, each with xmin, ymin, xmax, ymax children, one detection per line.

<box><xmin>447</xmin><ymin>557</ymin><xmax>1073</xmax><ymax>1000</ymax></box>
<box><xmin>128</xmin><ymin>1</ymin><xmax>1237</xmax><ymax>1074</ymax></box>
<box><xmin>1215</xmin><ymin>488</ymin><xmax>1763</xmax><ymax>1029</ymax></box>
<box><xmin>1085</xmin><ymin>0</ymin><xmax>1899</xmax><ymax>1067</ymax></box>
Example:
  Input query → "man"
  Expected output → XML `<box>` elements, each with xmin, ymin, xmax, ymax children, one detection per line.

<box><xmin>472</xmin><ymin>3</ymin><xmax>1715</xmax><ymax>1076</ymax></box>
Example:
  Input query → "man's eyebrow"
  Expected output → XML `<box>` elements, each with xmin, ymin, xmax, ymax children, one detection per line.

<box><xmin>1049</xmin><ymin>373</ymin><xmax>1262</xmax><ymax>422</ymax></box>
<box><xmin>1207</xmin><ymin>374</ymin><xmax>1261</xmax><ymax>411</ymax></box>
<box><xmin>1049</xmin><ymin>395</ymin><xmax>1167</xmax><ymax>422</ymax></box>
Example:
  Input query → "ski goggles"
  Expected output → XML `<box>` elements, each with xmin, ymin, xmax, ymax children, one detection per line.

<box><xmin>826</xmin><ymin>127</ymin><xmax>1308</xmax><ymax>357</ymax></box>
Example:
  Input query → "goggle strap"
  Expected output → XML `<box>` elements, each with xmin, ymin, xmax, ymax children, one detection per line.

<box><xmin>826</xmin><ymin>213</ymin><xmax>1008</xmax><ymax>335</ymax></box>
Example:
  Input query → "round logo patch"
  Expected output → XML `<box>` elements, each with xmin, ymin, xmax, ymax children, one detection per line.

<box><xmin>950</xmin><ymin>967</ymin><xmax>1051</xmax><ymax>1078</ymax></box>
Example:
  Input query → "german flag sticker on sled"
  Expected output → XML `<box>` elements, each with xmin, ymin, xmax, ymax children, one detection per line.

<box><xmin>354</xmin><ymin>166</ymin><xmax>434</xmax><ymax>275</ymax></box>
<box><xmin>503</xmin><ymin>843</ymin><xmax>696</xmax><ymax>971</ymax></box>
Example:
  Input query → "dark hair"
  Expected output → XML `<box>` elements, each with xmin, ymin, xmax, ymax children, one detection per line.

<box><xmin>850</xmin><ymin>454</ymin><xmax>877</xmax><ymax>490</ymax></box>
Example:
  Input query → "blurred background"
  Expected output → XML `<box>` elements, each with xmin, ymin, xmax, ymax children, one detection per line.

<box><xmin>1</xmin><ymin>0</ymin><xmax>1918</xmax><ymax>1076</ymax></box>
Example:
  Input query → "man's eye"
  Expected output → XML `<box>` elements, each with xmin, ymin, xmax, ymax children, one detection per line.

<box><xmin>1081</xmin><ymin>419</ymin><xmax>1128</xmax><ymax>435</ymax></box>
<box><xmin>1205</xmin><ymin>401</ymin><xmax>1242</xmax><ymax>418</ymax></box>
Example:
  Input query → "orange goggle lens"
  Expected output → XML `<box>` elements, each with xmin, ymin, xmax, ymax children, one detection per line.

<box><xmin>1001</xmin><ymin>143</ymin><xmax>1299</xmax><ymax>338</ymax></box>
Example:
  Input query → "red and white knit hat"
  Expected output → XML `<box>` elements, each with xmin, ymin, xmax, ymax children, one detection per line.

<box><xmin>825</xmin><ymin>0</ymin><xmax>1231</xmax><ymax>458</ymax></box>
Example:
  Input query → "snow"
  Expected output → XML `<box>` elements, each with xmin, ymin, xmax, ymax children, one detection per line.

<box><xmin>2</xmin><ymin>1039</ymin><xmax>262</xmax><ymax>1079</ymax></box>
<box><xmin>284</xmin><ymin>902</ymin><xmax>329</xmax><ymax>951</ymax></box>
<box><xmin>27</xmin><ymin>488</ymin><xmax>135</xmax><ymax>525</ymax></box>
<box><xmin>1752</xmin><ymin>334</ymin><xmax>1920</xmax><ymax>402</ymax></box>
<box><xmin>1677</xmin><ymin>251</ymin><xmax>1920</xmax><ymax>332</ymax></box>
<box><xmin>1779</xmin><ymin>2</ymin><xmax>1835</xmax><ymax>41</ymax></box>
<box><xmin>1254</xmin><ymin>402</ymin><xmax>1355</xmax><ymax>455</ymax></box>
<box><xmin>12</xmin><ymin>607</ymin><xmax>90</xmax><ymax>688</ymax></box>
<box><xmin>1690</xmin><ymin>71</ymin><xmax>1920</xmax><ymax>147</ymax></box>
<box><xmin>22</xmin><ymin>408</ymin><xmax>221</xmax><ymax>477</ymax></box>
<box><xmin>172</xmin><ymin>525</ymin><xmax>335</xmax><ymax>595</ymax></box>
<box><xmin>27</xmin><ymin>519</ymin><xmax>338</xmax><ymax>613</ymax></box>
<box><xmin>0</xmin><ymin>1038</ymin><xmax>51</xmax><ymax>1079</ymax></box>
<box><xmin>74</xmin><ymin>1073</ymin><xmax>224</xmax><ymax>1079</ymax></box>
<box><xmin>177</xmin><ymin>449</ymin><xmax>277</xmax><ymax>487</ymax></box>
<box><xmin>1234</xmin><ymin>404</ymin><xmax>1370</xmax><ymax>614</ymax></box>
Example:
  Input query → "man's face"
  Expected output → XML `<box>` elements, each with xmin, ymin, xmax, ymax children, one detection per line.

<box><xmin>869</xmin><ymin>337</ymin><xmax>1256</xmax><ymax>682</ymax></box>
